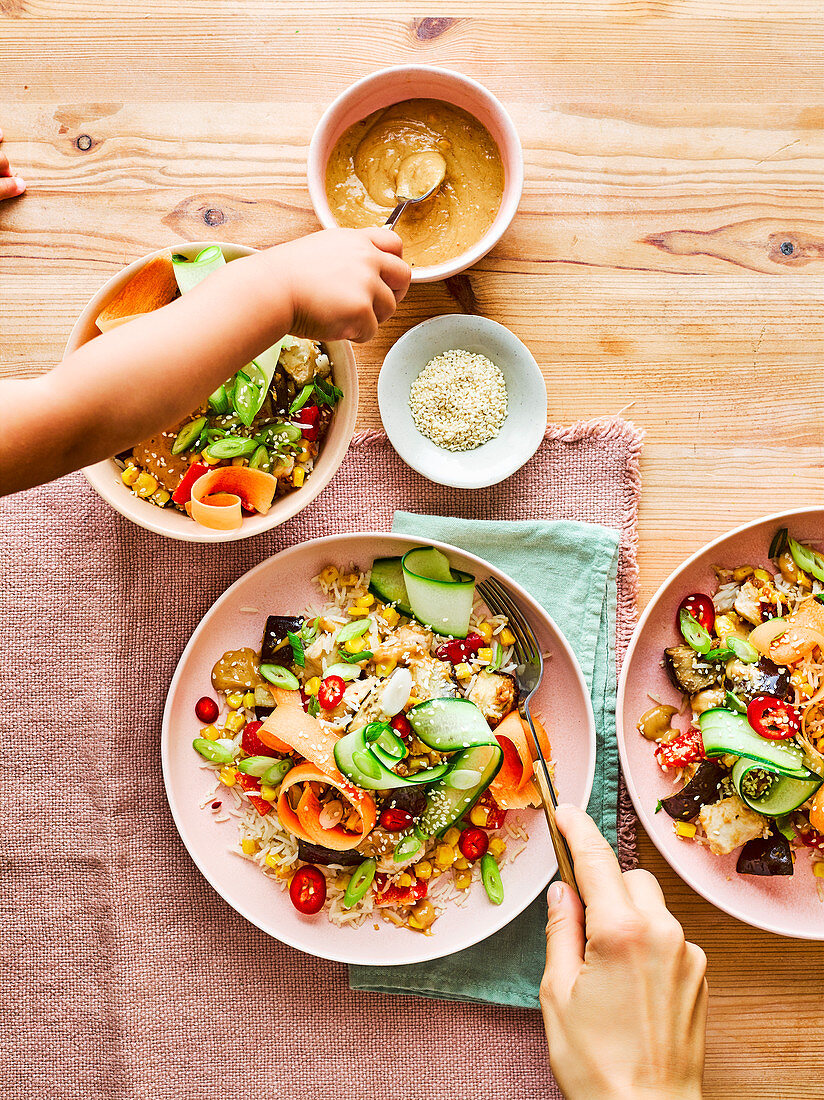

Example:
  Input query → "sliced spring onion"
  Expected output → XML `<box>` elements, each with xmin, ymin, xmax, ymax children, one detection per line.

<box><xmin>262</xmin><ymin>759</ymin><xmax>293</xmax><ymax>786</ymax></box>
<box><xmin>289</xmin><ymin>383</ymin><xmax>314</xmax><ymax>415</ymax></box>
<box><xmin>728</xmin><ymin>636</ymin><xmax>760</xmax><ymax>663</ymax></box>
<box><xmin>343</xmin><ymin>858</ymin><xmax>376</xmax><ymax>909</ymax></box>
<box><xmin>486</xmin><ymin>642</ymin><xmax>504</xmax><ymax>671</ymax></box>
<box><xmin>259</xmin><ymin>664</ymin><xmax>300</xmax><ymax>690</ymax></box>
<box><xmin>335</xmin><ymin>618</ymin><xmax>371</xmax><ymax>644</ymax></box>
<box><xmin>233</xmin><ymin>374</ymin><xmax>260</xmax><ymax>427</ymax></box>
<box><xmin>323</xmin><ymin>662</ymin><xmax>361</xmax><ymax>682</ymax></box>
<box><xmin>238</xmin><ymin>755</ymin><xmax>280</xmax><ymax>777</ymax></box>
<box><xmin>172</xmin><ymin>416</ymin><xmax>207</xmax><ymax>455</ymax></box>
<box><xmin>208</xmin><ymin>384</ymin><xmax>230</xmax><ymax>414</ymax></box>
<box><xmin>443</xmin><ymin>768</ymin><xmax>483</xmax><ymax>790</ymax></box>
<box><xmin>679</xmin><ymin>609</ymin><xmax>712</xmax><ymax>654</ymax></box>
<box><xmin>287</xmin><ymin>631</ymin><xmax>305</xmax><ymax>668</ymax></box>
<box><xmin>300</xmin><ymin>617</ymin><xmax>320</xmax><ymax>644</ymax></box>
<box><xmin>725</xmin><ymin>690</ymin><xmax>748</xmax><ymax>714</ymax></box>
<box><xmin>341</xmin><ymin>650</ymin><xmax>373</xmax><ymax>664</ymax></box>
<box><xmin>203</xmin><ymin>436</ymin><xmax>257</xmax><ymax>461</ymax></box>
<box><xmin>393</xmin><ymin>834</ymin><xmax>423</xmax><ymax>862</ymax></box>
<box><xmin>480</xmin><ymin>853</ymin><xmax>504</xmax><ymax>905</ymax></box>
<box><xmin>193</xmin><ymin>738</ymin><xmax>234</xmax><ymax>764</ymax></box>
<box><xmin>249</xmin><ymin>445</ymin><xmax>270</xmax><ymax>471</ymax></box>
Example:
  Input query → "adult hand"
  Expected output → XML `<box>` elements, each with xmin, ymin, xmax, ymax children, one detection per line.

<box><xmin>261</xmin><ymin>227</ymin><xmax>411</xmax><ymax>343</ymax></box>
<box><xmin>0</xmin><ymin>130</ymin><xmax>26</xmax><ymax>201</ymax></box>
<box><xmin>541</xmin><ymin>805</ymin><xmax>708</xmax><ymax>1100</ymax></box>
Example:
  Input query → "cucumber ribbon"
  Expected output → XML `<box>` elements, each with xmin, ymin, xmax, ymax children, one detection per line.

<box><xmin>172</xmin><ymin>246</ymin><xmax>284</xmax><ymax>425</ymax></box>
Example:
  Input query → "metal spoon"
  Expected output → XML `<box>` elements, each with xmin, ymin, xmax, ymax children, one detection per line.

<box><xmin>384</xmin><ymin>151</ymin><xmax>446</xmax><ymax>229</ymax></box>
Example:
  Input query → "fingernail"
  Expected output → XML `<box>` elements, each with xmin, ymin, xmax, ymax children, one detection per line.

<box><xmin>547</xmin><ymin>881</ymin><xmax>565</xmax><ymax>908</ymax></box>
<box><xmin>14</xmin><ymin>177</ymin><xmax>26</xmax><ymax>192</ymax></box>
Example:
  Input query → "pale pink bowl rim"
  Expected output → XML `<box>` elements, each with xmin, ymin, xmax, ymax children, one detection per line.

<box><xmin>307</xmin><ymin>64</ymin><xmax>524</xmax><ymax>284</ymax></box>
<box><xmin>66</xmin><ymin>242</ymin><xmax>358</xmax><ymax>544</ymax></box>
<box><xmin>617</xmin><ymin>505</ymin><xmax>824</xmax><ymax>940</ymax></box>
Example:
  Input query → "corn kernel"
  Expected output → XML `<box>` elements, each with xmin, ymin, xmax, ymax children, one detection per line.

<box><xmin>674</xmin><ymin>821</ymin><xmax>697</xmax><ymax>839</ymax></box>
<box><xmin>455</xmin><ymin>870</ymin><xmax>472</xmax><ymax>890</ymax></box>
<box><xmin>241</xmin><ymin>836</ymin><xmax>257</xmax><ymax>856</ymax></box>
<box><xmin>355</xmin><ymin>593</ymin><xmax>374</xmax><ymax>608</ymax></box>
<box><xmin>434</xmin><ymin>843</ymin><xmax>455</xmax><ymax>868</ymax></box>
<box><xmin>120</xmin><ymin>464</ymin><xmax>140</xmax><ymax>486</ymax></box>
<box><xmin>732</xmin><ymin>565</ymin><xmax>755</xmax><ymax>582</ymax></box>
<box><xmin>499</xmin><ymin>627</ymin><xmax>516</xmax><ymax>647</ymax></box>
<box><xmin>397</xmin><ymin>872</ymin><xmax>413</xmax><ymax>887</ymax></box>
<box><xmin>226</xmin><ymin>691</ymin><xmax>245</xmax><ymax>710</ymax></box>
<box><xmin>231</xmin><ymin>456</ymin><xmax>248</xmax><ymax>468</ymax></box>
<box><xmin>242</xmin><ymin>691</ymin><xmax>256</xmax><ymax>709</ymax></box>
<box><xmin>202</xmin><ymin>451</ymin><xmax>221</xmax><ymax>466</ymax></box>
<box><xmin>297</xmin><ymin>445</ymin><xmax>312</xmax><ymax>463</ymax></box>
<box><xmin>219</xmin><ymin>767</ymin><xmax>237</xmax><ymax>787</ymax></box>
<box><xmin>469</xmin><ymin>805</ymin><xmax>489</xmax><ymax>827</ymax></box>
<box><xmin>292</xmin><ymin>467</ymin><xmax>305</xmax><ymax>488</ymax></box>
<box><xmin>407</xmin><ymin>695</ymin><xmax>419</xmax><ymax>707</ymax></box>
<box><xmin>151</xmin><ymin>488</ymin><xmax>171</xmax><ymax>506</ymax></box>
<box><xmin>813</xmin><ymin>863</ymin><xmax>824</xmax><ymax>879</ymax></box>
<box><xmin>319</xmin><ymin>566</ymin><xmax>338</xmax><ymax>586</ymax></box>
<box><xmin>347</xmin><ymin>606</ymin><xmax>370</xmax><ymax>617</ymax></box>
<box><xmin>444</xmin><ymin>827</ymin><xmax>461</xmax><ymax>848</ymax></box>
<box><xmin>375</xmin><ymin>659</ymin><xmax>397</xmax><ymax>678</ymax></box>
<box><xmin>476</xmin><ymin>621</ymin><xmax>493</xmax><ymax>642</ymax></box>
<box><xmin>455</xmin><ymin>662</ymin><xmax>473</xmax><ymax>680</ymax></box>
<box><xmin>259</xmin><ymin>784</ymin><xmax>277</xmax><ymax>802</ymax></box>
<box><xmin>200</xmin><ymin>724</ymin><xmax>220</xmax><ymax>741</ymax></box>
<box><xmin>341</xmin><ymin>573</ymin><xmax>358</xmax><ymax>586</ymax></box>
<box><xmin>753</xmin><ymin>568</ymin><xmax>772</xmax><ymax>583</ymax></box>
<box><xmin>408</xmin><ymin>914</ymin><xmax>424</xmax><ymax>930</ymax></box>
<box><xmin>344</xmin><ymin>637</ymin><xmax>365</xmax><ymax>654</ymax></box>
<box><xmin>489</xmin><ymin>837</ymin><xmax>507</xmax><ymax>858</ymax></box>
<box><xmin>382</xmin><ymin>606</ymin><xmax>400</xmax><ymax>628</ymax></box>
<box><xmin>133</xmin><ymin>471</ymin><xmax>158</xmax><ymax>498</ymax></box>
<box><xmin>454</xmin><ymin>855</ymin><xmax>470</xmax><ymax>871</ymax></box>
<box><xmin>224</xmin><ymin>712</ymin><xmax>246</xmax><ymax>733</ymax></box>
<box><xmin>414</xmin><ymin>860</ymin><xmax>432</xmax><ymax>880</ymax></box>
<box><xmin>477</xmin><ymin>647</ymin><xmax>494</xmax><ymax>663</ymax></box>
<box><xmin>305</xmin><ymin>676</ymin><xmax>322</xmax><ymax>696</ymax></box>
<box><xmin>264</xmin><ymin>853</ymin><xmax>279</xmax><ymax>869</ymax></box>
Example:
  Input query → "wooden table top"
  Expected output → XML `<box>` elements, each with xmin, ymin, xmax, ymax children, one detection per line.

<box><xmin>2</xmin><ymin>3</ymin><xmax>823</xmax><ymax>1096</ymax></box>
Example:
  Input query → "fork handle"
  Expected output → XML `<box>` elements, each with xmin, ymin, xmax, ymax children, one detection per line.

<box><xmin>521</xmin><ymin>707</ymin><xmax>581</xmax><ymax>900</ymax></box>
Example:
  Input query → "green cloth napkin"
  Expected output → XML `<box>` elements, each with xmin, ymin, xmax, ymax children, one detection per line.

<box><xmin>348</xmin><ymin>511</ymin><xmax>621</xmax><ymax>1010</ymax></box>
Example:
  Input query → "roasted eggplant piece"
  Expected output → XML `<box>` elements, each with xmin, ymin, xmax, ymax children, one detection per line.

<box><xmin>261</xmin><ymin>615</ymin><xmax>304</xmax><ymax>664</ymax></box>
<box><xmin>382</xmin><ymin>785</ymin><xmax>427</xmax><ymax>819</ymax></box>
<box><xmin>254</xmin><ymin>684</ymin><xmax>277</xmax><ymax>721</ymax></box>
<box><xmin>297</xmin><ymin>841</ymin><xmax>363</xmax><ymax>867</ymax></box>
<box><xmin>660</xmin><ymin>761</ymin><xmax>727</xmax><ymax>822</ymax></box>
<box><xmin>664</xmin><ymin>645</ymin><xmax>721</xmax><ymax>695</ymax></box>
<box><xmin>724</xmin><ymin>657</ymin><xmax>790</xmax><ymax>704</ymax></box>
<box><xmin>736</xmin><ymin>829</ymin><xmax>794</xmax><ymax>876</ymax></box>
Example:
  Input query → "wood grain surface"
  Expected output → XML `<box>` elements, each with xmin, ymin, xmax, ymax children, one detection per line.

<box><xmin>2</xmin><ymin>4</ymin><xmax>823</xmax><ymax>1097</ymax></box>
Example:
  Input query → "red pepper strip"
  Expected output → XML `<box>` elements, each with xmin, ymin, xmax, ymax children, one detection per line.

<box><xmin>655</xmin><ymin>727</ymin><xmax>705</xmax><ymax>768</ymax></box>
<box><xmin>372</xmin><ymin>873</ymin><xmax>427</xmax><ymax>906</ymax></box>
<box><xmin>299</xmin><ymin>405</ymin><xmax>320</xmax><ymax>441</ymax></box>
<box><xmin>746</xmin><ymin>695</ymin><xmax>801</xmax><ymax>740</ymax></box>
<box><xmin>172</xmin><ymin>461</ymin><xmax>209</xmax><ymax>505</ymax></box>
<box><xmin>237</xmin><ymin>772</ymin><xmax>272</xmax><ymax>817</ymax></box>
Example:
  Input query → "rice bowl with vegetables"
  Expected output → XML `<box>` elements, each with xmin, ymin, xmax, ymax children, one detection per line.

<box><xmin>162</xmin><ymin>533</ymin><xmax>596</xmax><ymax>963</ymax></box>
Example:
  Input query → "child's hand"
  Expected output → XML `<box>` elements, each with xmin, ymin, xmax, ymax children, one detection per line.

<box><xmin>262</xmin><ymin>227</ymin><xmax>411</xmax><ymax>343</ymax></box>
<box><xmin>541</xmin><ymin>806</ymin><xmax>707</xmax><ymax>1100</ymax></box>
<box><xmin>0</xmin><ymin>131</ymin><xmax>26</xmax><ymax>201</ymax></box>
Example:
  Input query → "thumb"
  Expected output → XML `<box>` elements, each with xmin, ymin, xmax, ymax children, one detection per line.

<box><xmin>544</xmin><ymin>880</ymin><xmax>585</xmax><ymax>1000</ymax></box>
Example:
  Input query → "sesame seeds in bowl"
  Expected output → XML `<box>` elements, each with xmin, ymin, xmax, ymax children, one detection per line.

<box><xmin>378</xmin><ymin>314</ymin><xmax>547</xmax><ymax>489</ymax></box>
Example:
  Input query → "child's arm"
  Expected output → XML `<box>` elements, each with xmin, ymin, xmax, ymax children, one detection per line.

<box><xmin>0</xmin><ymin>130</ymin><xmax>26</xmax><ymax>200</ymax></box>
<box><xmin>1</xmin><ymin>228</ymin><xmax>410</xmax><ymax>496</ymax></box>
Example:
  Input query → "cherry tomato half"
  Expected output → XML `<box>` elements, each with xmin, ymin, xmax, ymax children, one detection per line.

<box><xmin>241</xmin><ymin>720</ymin><xmax>268</xmax><ymax>756</ymax></box>
<box><xmin>195</xmin><ymin>696</ymin><xmax>219</xmax><ymax>725</ymax></box>
<box><xmin>389</xmin><ymin>714</ymin><xmax>412</xmax><ymax>742</ymax></box>
<box><xmin>459</xmin><ymin>826</ymin><xmax>489</xmax><ymax>861</ymax></box>
<box><xmin>379</xmin><ymin>807</ymin><xmax>413</xmax><ymax>832</ymax></box>
<box><xmin>747</xmin><ymin>695</ymin><xmax>800</xmax><ymax>740</ymax></box>
<box><xmin>677</xmin><ymin>593</ymin><xmax>715</xmax><ymax>634</ymax></box>
<box><xmin>318</xmin><ymin>674</ymin><xmax>345</xmax><ymax>710</ymax></box>
<box><xmin>434</xmin><ymin>633</ymin><xmax>485</xmax><ymax>664</ymax></box>
<box><xmin>289</xmin><ymin>865</ymin><xmax>327</xmax><ymax>915</ymax></box>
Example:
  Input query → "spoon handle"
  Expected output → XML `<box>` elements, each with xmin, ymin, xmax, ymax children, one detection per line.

<box><xmin>384</xmin><ymin>199</ymin><xmax>409</xmax><ymax>229</ymax></box>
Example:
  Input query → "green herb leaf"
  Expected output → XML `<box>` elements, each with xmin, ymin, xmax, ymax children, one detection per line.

<box><xmin>307</xmin><ymin>696</ymin><xmax>320</xmax><ymax>718</ymax></box>
<box><xmin>287</xmin><ymin>631</ymin><xmax>305</xmax><ymax>668</ymax></box>
<box><xmin>341</xmin><ymin>650</ymin><xmax>373</xmax><ymax>664</ymax></box>
<box><xmin>289</xmin><ymin>384</ymin><xmax>314</xmax><ymax>415</ymax></box>
<box><xmin>654</xmin><ymin>799</ymin><xmax>663</xmax><ymax>814</ymax></box>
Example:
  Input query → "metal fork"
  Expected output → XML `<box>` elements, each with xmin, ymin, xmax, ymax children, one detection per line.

<box><xmin>477</xmin><ymin>576</ymin><xmax>581</xmax><ymax>898</ymax></box>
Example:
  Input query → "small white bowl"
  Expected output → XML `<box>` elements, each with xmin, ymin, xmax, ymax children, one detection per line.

<box><xmin>307</xmin><ymin>65</ymin><xmax>524</xmax><ymax>283</ymax></box>
<box><xmin>378</xmin><ymin>314</ymin><xmax>547</xmax><ymax>488</ymax></box>
<box><xmin>68</xmin><ymin>242</ymin><xmax>358</xmax><ymax>543</ymax></box>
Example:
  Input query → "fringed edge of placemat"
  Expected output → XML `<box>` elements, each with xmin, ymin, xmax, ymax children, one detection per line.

<box><xmin>352</xmin><ymin>416</ymin><xmax>645</xmax><ymax>871</ymax></box>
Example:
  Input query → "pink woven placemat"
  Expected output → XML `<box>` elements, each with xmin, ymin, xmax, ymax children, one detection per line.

<box><xmin>1</xmin><ymin>418</ymin><xmax>641</xmax><ymax>1100</ymax></box>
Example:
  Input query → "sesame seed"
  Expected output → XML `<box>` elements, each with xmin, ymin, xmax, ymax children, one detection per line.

<box><xmin>408</xmin><ymin>348</ymin><xmax>508</xmax><ymax>451</ymax></box>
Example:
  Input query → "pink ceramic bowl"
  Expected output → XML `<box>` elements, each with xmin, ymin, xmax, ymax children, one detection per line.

<box><xmin>618</xmin><ymin>507</ymin><xmax>824</xmax><ymax>940</ymax></box>
<box><xmin>162</xmin><ymin>532</ymin><xmax>596</xmax><ymax>965</ymax></box>
<box><xmin>307</xmin><ymin>65</ymin><xmax>524</xmax><ymax>283</ymax></box>
<box><xmin>66</xmin><ymin>242</ymin><xmax>358</xmax><ymax>543</ymax></box>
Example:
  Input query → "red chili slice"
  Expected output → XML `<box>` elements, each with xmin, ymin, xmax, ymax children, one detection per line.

<box><xmin>389</xmin><ymin>714</ymin><xmax>412</xmax><ymax>742</ymax></box>
<box><xmin>654</xmin><ymin>727</ymin><xmax>706</xmax><ymax>768</ymax></box>
<box><xmin>318</xmin><ymin>675</ymin><xmax>345</xmax><ymax>710</ymax></box>
<box><xmin>746</xmin><ymin>695</ymin><xmax>800</xmax><ymax>740</ymax></box>
<box><xmin>289</xmin><ymin>865</ymin><xmax>327</xmax><ymax>915</ymax></box>
<box><xmin>677</xmin><ymin>593</ymin><xmax>715</xmax><ymax>634</ymax></box>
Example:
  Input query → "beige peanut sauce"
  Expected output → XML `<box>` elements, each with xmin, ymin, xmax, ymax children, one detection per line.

<box><xmin>325</xmin><ymin>98</ymin><xmax>505</xmax><ymax>268</ymax></box>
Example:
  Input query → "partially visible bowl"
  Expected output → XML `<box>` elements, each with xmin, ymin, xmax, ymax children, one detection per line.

<box><xmin>307</xmin><ymin>65</ymin><xmax>524</xmax><ymax>283</ymax></box>
<box><xmin>68</xmin><ymin>242</ymin><xmax>358</xmax><ymax>543</ymax></box>
<box><xmin>378</xmin><ymin>313</ymin><xmax>547</xmax><ymax>489</ymax></box>
<box><xmin>617</xmin><ymin>507</ymin><xmax>824</xmax><ymax>941</ymax></box>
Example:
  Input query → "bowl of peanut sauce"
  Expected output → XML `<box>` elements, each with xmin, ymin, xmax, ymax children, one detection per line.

<box><xmin>308</xmin><ymin>66</ymin><xmax>524</xmax><ymax>282</ymax></box>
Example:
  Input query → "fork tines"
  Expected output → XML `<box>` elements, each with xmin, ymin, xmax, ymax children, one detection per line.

<box><xmin>477</xmin><ymin>577</ymin><xmax>539</xmax><ymax>663</ymax></box>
